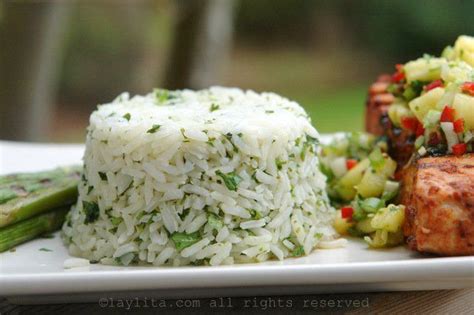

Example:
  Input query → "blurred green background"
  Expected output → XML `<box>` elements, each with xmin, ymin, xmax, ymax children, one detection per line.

<box><xmin>0</xmin><ymin>0</ymin><xmax>472</xmax><ymax>142</ymax></box>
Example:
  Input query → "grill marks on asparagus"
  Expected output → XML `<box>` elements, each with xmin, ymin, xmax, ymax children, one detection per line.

<box><xmin>0</xmin><ymin>166</ymin><xmax>81</xmax><ymax>228</ymax></box>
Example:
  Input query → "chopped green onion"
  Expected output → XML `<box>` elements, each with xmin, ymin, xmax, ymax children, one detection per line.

<box><xmin>382</xmin><ymin>181</ymin><xmax>400</xmax><ymax>201</ymax></box>
<box><xmin>423</xmin><ymin>110</ymin><xmax>441</xmax><ymax>128</ymax></box>
<box><xmin>359</xmin><ymin>197</ymin><xmax>385</xmax><ymax>213</ymax></box>
<box><xmin>414</xmin><ymin>136</ymin><xmax>425</xmax><ymax>149</ymax></box>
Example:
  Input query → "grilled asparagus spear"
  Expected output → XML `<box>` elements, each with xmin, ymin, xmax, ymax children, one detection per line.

<box><xmin>0</xmin><ymin>166</ymin><xmax>80</xmax><ymax>228</ymax></box>
<box><xmin>0</xmin><ymin>207</ymin><xmax>69</xmax><ymax>252</ymax></box>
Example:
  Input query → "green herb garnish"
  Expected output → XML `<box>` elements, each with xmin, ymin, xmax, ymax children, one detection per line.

<box><xmin>275</xmin><ymin>158</ymin><xmax>286</xmax><ymax>170</ymax></box>
<box><xmin>249</xmin><ymin>209</ymin><xmax>262</xmax><ymax>220</ymax></box>
<box><xmin>291</xmin><ymin>246</ymin><xmax>305</xmax><ymax>257</ymax></box>
<box><xmin>171</xmin><ymin>232</ymin><xmax>201</xmax><ymax>251</ymax></box>
<box><xmin>83</xmin><ymin>201</ymin><xmax>100</xmax><ymax>224</ymax></box>
<box><xmin>215</xmin><ymin>170</ymin><xmax>242</xmax><ymax>191</ymax></box>
<box><xmin>209</xmin><ymin>104</ymin><xmax>220</xmax><ymax>112</ymax></box>
<box><xmin>207</xmin><ymin>213</ymin><xmax>223</xmax><ymax>230</ymax></box>
<box><xmin>98</xmin><ymin>172</ymin><xmax>107</xmax><ymax>181</ymax></box>
<box><xmin>123</xmin><ymin>113</ymin><xmax>131</xmax><ymax>121</ymax></box>
<box><xmin>154</xmin><ymin>88</ymin><xmax>169</xmax><ymax>103</ymax></box>
<box><xmin>147</xmin><ymin>124</ymin><xmax>161</xmax><ymax>134</ymax></box>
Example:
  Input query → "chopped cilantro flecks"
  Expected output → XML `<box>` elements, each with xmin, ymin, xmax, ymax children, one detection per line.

<box><xmin>154</xmin><ymin>88</ymin><xmax>170</xmax><ymax>103</ymax></box>
<box><xmin>147</xmin><ymin>124</ymin><xmax>161</xmax><ymax>134</ymax></box>
<box><xmin>300</xmin><ymin>134</ymin><xmax>319</xmax><ymax>160</ymax></box>
<box><xmin>179</xmin><ymin>208</ymin><xmax>190</xmax><ymax>221</ymax></box>
<box><xmin>123</xmin><ymin>113</ymin><xmax>131</xmax><ymax>121</ymax></box>
<box><xmin>98</xmin><ymin>172</ymin><xmax>107</xmax><ymax>181</ymax></box>
<box><xmin>83</xmin><ymin>201</ymin><xmax>100</xmax><ymax>224</ymax></box>
<box><xmin>275</xmin><ymin>158</ymin><xmax>286</xmax><ymax>170</ymax></box>
<box><xmin>110</xmin><ymin>217</ymin><xmax>122</xmax><ymax>226</ymax></box>
<box><xmin>215</xmin><ymin>170</ymin><xmax>242</xmax><ymax>191</ymax></box>
<box><xmin>170</xmin><ymin>232</ymin><xmax>201</xmax><ymax>251</ymax></box>
<box><xmin>224</xmin><ymin>133</ymin><xmax>239</xmax><ymax>152</ymax></box>
<box><xmin>209</xmin><ymin>103</ymin><xmax>220</xmax><ymax>112</ymax></box>
<box><xmin>291</xmin><ymin>246</ymin><xmax>305</xmax><ymax>257</ymax></box>
<box><xmin>207</xmin><ymin>213</ymin><xmax>223</xmax><ymax>230</ymax></box>
<box><xmin>39</xmin><ymin>248</ymin><xmax>53</xmax><ymax>252</ymax></box>
<box><xmin>249</xmin><ymin>209</ymin><xmax>262</xmax><ymax>220</ymax></box>
<box><xmin>306</xmin><ymin>135</ymin><xmax>319</xmax><ymax>145</ymax></box>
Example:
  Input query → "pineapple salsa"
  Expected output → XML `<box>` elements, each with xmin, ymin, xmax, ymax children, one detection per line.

<box><xmin>318</xmin><ymin>133</ymin><xmax>405</xmax><ymax>248</ymax></box>
<box><xmin>318</xmin><ymin>35</ymin><xmax>474</xmax><ymax>249</ymax></box>
<box><xmin>387</xmin><ymin>35</ymin><xmax>474</xmax><ymax>157</ymax></box>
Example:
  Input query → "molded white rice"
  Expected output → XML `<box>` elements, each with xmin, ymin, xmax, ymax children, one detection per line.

<box><xmin>62</xmin><ymin>87</ymin><xmax>337</xmax><ymax>266</ymax></box>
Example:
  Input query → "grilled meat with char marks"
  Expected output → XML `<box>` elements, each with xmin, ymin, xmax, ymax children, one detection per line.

<box><xmin>365</xmin><ymin>75</ymin><xmax>415</xmax><ymax>167</ymax></box>
<box><xmin>400</xmin><ymin>154</ymin><xmax>474</xmax><ymax>256</ymax></box>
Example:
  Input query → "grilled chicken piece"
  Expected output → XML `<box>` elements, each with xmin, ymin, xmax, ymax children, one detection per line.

<box><xmin>365</xmin><ymin>74</ymin><xmax>394</xmax><ymax>135</ymax></box>
<box><xmin>401</xmin><ymin>154</ymin><xmax>474</xmax><ymax>256</ymax></box>
<box><xmin>365</xmin><ymin>75</ymin><xmax>415</xmax><ymax>167</ymax></box>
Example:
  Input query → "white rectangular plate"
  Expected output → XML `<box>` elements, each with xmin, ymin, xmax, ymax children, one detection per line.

<box><xmin>0</xmin><ymin>139</ymin><xmax>473</xmax><ymax>303</ymax></box>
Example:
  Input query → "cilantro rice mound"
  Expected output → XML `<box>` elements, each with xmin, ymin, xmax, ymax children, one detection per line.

<box><xmin>62</xmin><ymin>87</ymin><xmax>338</xmax><ymax>266</ymax></box>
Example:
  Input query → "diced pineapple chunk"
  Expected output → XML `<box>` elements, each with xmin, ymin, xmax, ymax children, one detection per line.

<box><xmin>371</xmin><ymin>204</ymin><xmax>405</xmax><ymax>233</ymax></box>
<box><xmin>453</xmin><ymin>93</ymin><xmax>474</xmax><ymax>130</ymax></box>
<box><xmin>335</xmin><ymin>159</ymin><xmax>370</xmax><ymax>201</ymax></box>
<box><xmin>356</xmin><ymin>218</ymin><xmax>376</xmax><ymax>234</ymax></box>
<box><xmin>357</xmin><ymin>169</ymin><xmax>386</xmax><ymax>198</ymax></box>
<box><xmin>441</xmin><ymin>61</ymin><xmax>474</xmax><ymax>83</ymax></box>
<box><xmin>404</xmin><ymin>57</ymin><xmax>446</xmax><ymax>82</ymax></box>
<box><xmin>454</xmin><ymin>35</ymin><xmax>474</xmax><ymax>67</ymax></box>
<box><xmin>409</xmin><ymin>87</ymin><xmax>445</xmax><ymax>122</ymax></box>
<box><xmin>388</xmin><ymin>102</ymin><xmax>413</xmax><ymax>127</ymax></box>
<box><xmin>378</xmin><ymin>156</ymin><xmax>397</xmax><ymax>178</ymax></box>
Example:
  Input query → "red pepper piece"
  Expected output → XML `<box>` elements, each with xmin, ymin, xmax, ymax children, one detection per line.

<box><xmin>453</xmin><ymin>119</ymin><xmax>465</xmax><ymax>133</ymax></box>
<box><xmin>424</xmin><ymin>80</ymin><xmax>443</xmax><ymax>92</ymax></box>
<box><xmin>392</xmin><ymin>71</ymin><xmax>405</xmax><ymax>83</ymax></box>
<box><xmin>415</xmin><ymin>121</ymin><xmax>425</xmax><ymax>137</ymax></box>
<box><xmin>440</xmin><ymin>106</ymin><xmax>455</xmax><ymax>123</ymax></box>
<box><xmin>401</xmin><ymin>116</ymin><xmax>418</xmax><ymax>132</ymax></box>
<box><xmin>452</xmin><ymin>143</ymin><xmax>467</xmax><ymax>156</ymax></box>
<box><xmin>391</xmin><ymin>64</ymin><xmax>405</xmax><ymax>83</ymax></box>
<box><xmin>461</xmin><ymin>82</ymin><xmax>474</xmax><ymax>96</ymax></box>
<box><xmin>346</xmin><ymin>159</ymin><xmax>358</xmax><ymax>170</ymax></box>
<box><xmin>341</xmin><ymin>206</ymin><xmax>354</xmax><ymax>219</ymax></box>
